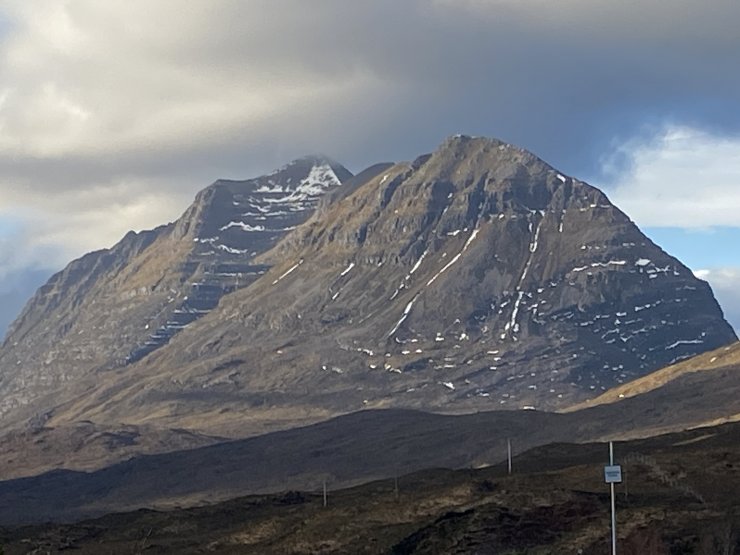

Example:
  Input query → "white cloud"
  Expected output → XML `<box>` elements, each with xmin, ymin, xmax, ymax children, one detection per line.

<box><xmin>694</xmin><ymin>268</ymin><xmax>740</xmax><ymax>334</ymax></box>
<box><xmin>0</xmin><ymin>1</ymin><xmax>411</xmax><ymax>273</ymax></box>
<box><xmin>606</xmin><ymin>126</ymin><xmax>740</xmax><ymax>228</ymax></box>
<box><xmin>0</xmin><ymin>179</ymin><xmax>193</xmax><ymax>280</ymax></box>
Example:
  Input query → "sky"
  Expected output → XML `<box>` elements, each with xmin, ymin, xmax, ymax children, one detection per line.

<box><xmin>0</xmin><ymin>0</ymin><xmax>739</xmax><ymax>336</ymax></box>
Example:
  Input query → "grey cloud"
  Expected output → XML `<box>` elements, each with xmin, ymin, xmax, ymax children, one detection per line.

<box><xmin>1</xmin><ymin>0</ymin><xmax>740</xmax><ymax>278</ymax></box>
<box><xmin>3</xmin><ymin>0</ymin><xmax>740</xmax><ymax>180</ymax></box>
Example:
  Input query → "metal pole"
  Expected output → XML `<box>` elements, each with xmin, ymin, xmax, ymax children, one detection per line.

<box><xmin>610</xmin><ymin>441</ymin><xmax>617</xmax><ymax>555</ymax></box>
<box><xmin>507</xmin><ymin>438</ymin><xmax>512</xmax><ymax>475</ymax></box>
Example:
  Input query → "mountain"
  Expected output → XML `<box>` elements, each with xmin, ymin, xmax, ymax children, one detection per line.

<box><xmin>0</xmin><ymin>156</ymin><xmax>351</xmax><ymax>429</ymax></box>
<box><xmin>0</xmin><ymin>135</ymin><xmax>735</xmax><ymax>437</ymax></box>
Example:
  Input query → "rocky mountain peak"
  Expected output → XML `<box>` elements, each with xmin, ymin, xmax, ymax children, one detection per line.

<box><xmin>174</xmin><ymin>156</ymin><xmax>351</xmax><ymax>241</ymax></box>
<box><xmin>269</xmin><ymin>136</ymin><xmax>602</xmax><ymax>263</ymax></box>
<box><xmin>268</xmin><ymin>155</ymin><xmax>352</xmax><ymax>189</ymax></box>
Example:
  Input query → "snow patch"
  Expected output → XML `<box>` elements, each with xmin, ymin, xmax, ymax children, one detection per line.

<box><xmin>272</xmin><ymin>259</ymin><xmax>304</xmax><ymax>285</ymax></box>
<box><xmin>408</xmin><ymin>249</ymin><xmax>428</xmax><ymax>277</ymax></box>
<box><xmin>665</xmin><ymin>339</ymin><xmax>704</xmax><ymax>350</ymax></box>
<box><xmin>388</xmin><ymin>294</ymin><xmax>420</xmax><ymax>337</ymax></box>
<box><xmin>426</xmin><ymin>227</ymin><xmax>480</xmax><ymax>286</ymax></box>
<box><xmin>298</xmin><ymin>163</ymin><xmax>342</xmax><ymax>194</ymax></box>
<box><xmin>216</xmin><ymin>244</ymin><xmax>250</xmax><ymax>254</ymax></box>
<box><xmin>255</xmin><ymin>183</ymin><xmax>284</xmax><ymax>193</ymax></box>
<box><xmin>220</xmin><ymin>221</ymin><xmax>266</xmax><ymax>232</ymax></box>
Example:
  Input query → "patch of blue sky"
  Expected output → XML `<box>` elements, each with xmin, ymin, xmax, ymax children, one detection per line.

<box><xmin>0</xmin><ymin>214</ymin><xmax>24</xmax><ymax>236</ymax></box>
<box><xmin>0</xmin><ymin>8</ymin><xmax>12</xmax><ymax>39</ymax></box>
<box><xmin>643</xmin><ymin>226</ymin><xmax>740</xmax><ymax>270</ymax></box>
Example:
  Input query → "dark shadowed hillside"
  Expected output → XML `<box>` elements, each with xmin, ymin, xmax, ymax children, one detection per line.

<box><xmin>3</xmin><ymin>420</ymin><xmax>740</xmax><ymax>554</ymax></box>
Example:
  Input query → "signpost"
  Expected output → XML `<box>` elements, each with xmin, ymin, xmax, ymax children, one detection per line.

<box><xmin>604</xmin><ymin>441</ymin><xmax>621</xmax><ymax>555</ymax></box>
<box><xmin>604</xmin><ymin>464</ymin><xmax>622</xmax><ymax>484</ymax></box>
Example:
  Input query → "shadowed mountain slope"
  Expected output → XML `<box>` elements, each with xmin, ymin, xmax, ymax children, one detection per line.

<box><xmin>4</xmin><ymin>357</ymin><xmax>740</xmax><ymax>528</ymax></box>
<box><xmin>570</xmin><ymin>341</ymin><xmax>740</xmax><ymax>410</ymax></box>
<box><xmin>0</xmin><ymin>157</ymin><xmax>351</xmax><ymax>430</ymax></box>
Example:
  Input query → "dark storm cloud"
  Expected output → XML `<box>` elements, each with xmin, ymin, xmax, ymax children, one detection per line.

<box><xmin>3</xmin><ymin>0</ymin><xmax>740</xmax><ymax>193</ymax></box>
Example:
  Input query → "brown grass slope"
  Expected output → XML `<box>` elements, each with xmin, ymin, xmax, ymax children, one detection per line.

<box><xmin>0</xmin><ymin>422</ymin><xmax>223</xmax><ymax>480</ymax></box>
<box><xmin>0</xmin><ymin>409</ymin><xmax>563</xmax><ymax>525</ymax></box>
<box><xmin>569</xmin><ymin>341</ymin><xmax>740</xmax><ymax>413</ymax></box>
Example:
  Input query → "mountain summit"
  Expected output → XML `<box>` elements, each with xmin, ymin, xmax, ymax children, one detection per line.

<box><xmin>0</xmin><ymin>136</ymin><xmax>735</xmax><ymax>432</ymax></box>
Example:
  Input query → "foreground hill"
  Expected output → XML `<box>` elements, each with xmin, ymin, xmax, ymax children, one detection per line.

<box><xmin>0</xmin><ymin>409</ymin><xmax>564</xmax><ymax>524</ymax></box>
<box><xmin>3</xmin><ymin>421</ymin><xmax>740</xmax><ymax>554</ymax></box>
<box><xmin>3</xmin><ymin>135</ymin><xmax>732</xmax><ymax>439</ymax></box>
<box><xmin>5</xmin><ymin>356</ymin><xmax>740</xmax><ymax>527</ymax></box>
